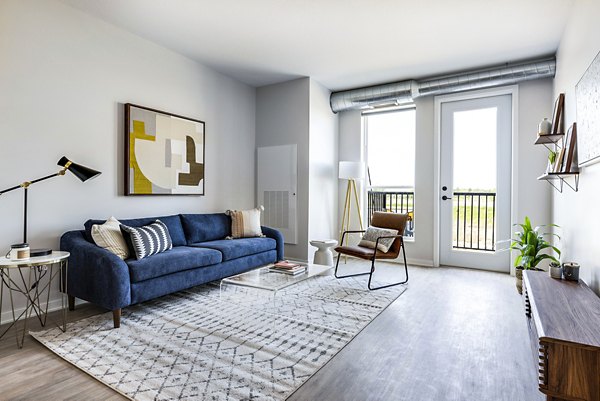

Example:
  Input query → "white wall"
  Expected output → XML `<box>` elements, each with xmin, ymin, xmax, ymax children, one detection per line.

<box><xmin>337</xmin><ymin>81</ymin><xmax>552</xmax><ymax>268</ymax></box>
<box><xmin>0</xmin><ymin>0</ymin><xmax>256</xmax><ymax>317</ymax></box>
<box><xmin>255</xmin><ymin>78</ymin><xmax>310</xmax><ymax>260</ymax></box>
<box><xmin>308</xmin><ymin>80</ymin><xmax>339</xmax><ymax>259</ymax></box>
<box><xmin>337</xmin><ymin>110</ymin><xmax>365</xmax><ymax>246</ymax></box>
<box><xmin>552</xmin><ymin>0</ymin><xmax>600</xmax><ymax>291</ymax></box>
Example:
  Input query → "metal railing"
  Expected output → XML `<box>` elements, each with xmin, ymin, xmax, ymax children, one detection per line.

<box><xmin>367</xmin><ymin>190</ymin><xmax>414</xmax><ymax>237</ymax></box>
<box><xmin>453</xmin><ymin>192</ymin><xmax>496</xmax><ymax>252</ymax></box>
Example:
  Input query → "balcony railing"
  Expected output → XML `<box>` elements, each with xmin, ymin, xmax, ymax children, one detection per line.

<box><xmin>368</xmin><ymin>189</ymin><xmax>497</xmax><ymax>251</ymax></box>
<box><xmin>368</xmin><ymin>190</ymin><xmax>414</xmax><ymax>237</ymax></box>
<box><xmin>453</xmin><ymin>192</ymin><xmax>496</xmax><ymax>252</ymax></box>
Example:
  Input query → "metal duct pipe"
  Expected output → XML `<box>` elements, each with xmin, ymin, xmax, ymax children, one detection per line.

<box><xmin>330</xmin><ymin>80</ymin><xmax>414</xmax><ymax>113</ymax></box>
<box><xmin>330</xmin><ymin>57</ymin><xmax>556</xmax><ymax>113</ymax></box>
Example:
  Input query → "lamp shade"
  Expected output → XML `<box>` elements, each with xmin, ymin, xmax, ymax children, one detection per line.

<box><xmin>339</xmin><ymin>161</ymin><xmax>365</xmax><ymax>180</ymax></box>
<box><xmin>57</xmin><ymin>156</ymin><xmax>102</xmax><ymax>182</ymax></box>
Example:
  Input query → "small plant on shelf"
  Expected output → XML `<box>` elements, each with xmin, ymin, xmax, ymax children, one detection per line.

<box><xmin>547</xmin><ymin>150</ymin><xmax>557</xmax><ymax>173</ymax></box>
<box><xmin>510</xmin><ymin>216</ymin><xmax>560</xmax><ymax>294</ymax></box>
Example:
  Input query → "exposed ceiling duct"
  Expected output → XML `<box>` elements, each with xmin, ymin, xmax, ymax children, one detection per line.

<box><xmin>330</xmin><ymin>57</ymin><xmax>556</xmax><ymax>113</ymax></box>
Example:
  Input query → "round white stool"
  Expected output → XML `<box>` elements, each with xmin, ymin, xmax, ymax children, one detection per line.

<box><xmin>310</xmin><ymin>239</ymin><xmax>338</xmax><ymax>266</ymax></box>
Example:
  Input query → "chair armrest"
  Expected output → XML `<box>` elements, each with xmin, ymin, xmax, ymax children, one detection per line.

<box><xmin>374</xmin><ymin>235</ymin><xmax>405</xmax><ymax>260</ymax></box>
<box><xmin>340</xmin><ymin>230</ymin><xmax>366</xmax><ymax>245</ymax></box>
<box><xmin>261</xmin><ymin>226</ymin><xmax>284</xmax><ymax>261</ymax></box>
<box><xmin>60</xmin><ymin>230</ymin><xmax>131</xmax><ymax>310</ymax></box>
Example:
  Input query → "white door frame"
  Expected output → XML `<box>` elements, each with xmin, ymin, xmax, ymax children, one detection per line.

<box><xmin>433</xmin><ymin>85</ymin><xmax>519</xmax><ymax>274</ymax></box>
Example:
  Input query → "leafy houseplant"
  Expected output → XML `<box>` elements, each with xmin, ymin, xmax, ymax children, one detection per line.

<box><xmin>510</xmin><ymin>216</ymin><xmax>560</xmax><ymax>294</ymax></box>
<box><xmin>547</xmin><ymin>150</ymin><xmax>557</xmax><ymax>173</ymax></box>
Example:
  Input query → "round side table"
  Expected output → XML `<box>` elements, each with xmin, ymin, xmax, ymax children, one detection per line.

<box><xmin>0</xmin><ymin>251</ymin><xmax>69</xmax><ymax>348</ymax></box>
<box><xmin>310</xmin><ymin>239</ymin><xmax>338</xmax><ymax>266</ymax></box>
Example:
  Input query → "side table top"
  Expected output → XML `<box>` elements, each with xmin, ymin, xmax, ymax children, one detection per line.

<box><xmin>0</xmin><ymin>251</ymin><xmax>70</xmax><ymax>268</ymax></box>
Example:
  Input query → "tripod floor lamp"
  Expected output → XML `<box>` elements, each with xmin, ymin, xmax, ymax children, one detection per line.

<box><xmin>0</xmin><ymin>156</ymin><xmax>101</xmax><ymax>257</ymax></box>
<box><xmin>339</xmin><ymin>161</ymin><xmax>365</xmax><ymax>247</ymax></box>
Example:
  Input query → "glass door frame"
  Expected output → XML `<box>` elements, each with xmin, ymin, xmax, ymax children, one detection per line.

<box><xmin>432</xmin><ymin>86</ymin><xmax>519</xmax><ymax>275</ymax></box>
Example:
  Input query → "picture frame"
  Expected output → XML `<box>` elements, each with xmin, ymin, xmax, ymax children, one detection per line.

<box><xmin>125</xmin><ymin>103</ymin><xmax>205</xmax><ymax>196</ymax></box>
<box><xmin>551</xmin><ymin>93</ymin><xmax>565</xmax><ymax>136</ymax></box>
<box><xmin>563</xmin><ymin>123</ymin><xmax>578</xmax><ymax>173</ymax></box>
<box><xmin>576</xmin><ymin>50</ymin><xmax>600</xmax><ymax>167</ymax></box>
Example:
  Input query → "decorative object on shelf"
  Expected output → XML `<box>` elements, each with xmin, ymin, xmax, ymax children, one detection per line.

<box><xmin>338</xmin><ymin>161</ymin><xmax>366</xmax><ymax>248</ymax></box>
<box><xmin>6</xmin><ymin>243</ymin><xmax>30</xmax><ymax>260</ymax></box>
<box><xmin>576</xmin><ymin>50</ymin><xmax>600</xmax><ymax>167</ymax></box>
<box><xmin>0</xmin><ymin>157</ymin><xmax>101</xmax><ymax>257</ymax></box>
<box><xmin>510</xmin><ymin>216</ymin><xmax>560</xmax><ymax>294</ymax></box>
<box><xmin>562</xmin><ymin>123</ymin><xmax>578</xmax><ymax>173</ymax></box>
<box><xmin>125</xmin><ymin>103</ymin><xmax>205</xmax><ymax>196</ymax></box>
<box><xmin>550</xmin><ymin>93</ymin><xmax>565</xmax><ymax>136</ymax></box>
<box><xmin>546</xmin><ymin>150</ymin><xmax>557</xmax><ymax>173</ymax></box>
<box><xmin>548</xmin><ymin>261</ymin><xmax>562</xmax><ymax>279</ymax></box>
<box><xmin>538</xmin><ymin>117</ymin><xmax>552</xmax><ymax>136</ymax></box>
<box><xmin>554</xmin><ymin>147</ymin><xmax>566</xmax><ymax>172</ymax></box>
<box><xmin>562</xmin><ymin>262</ymin><xmax>580</xmax><ymax>281</ymax></box>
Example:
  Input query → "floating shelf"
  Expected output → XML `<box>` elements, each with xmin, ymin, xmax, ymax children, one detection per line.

<box><xmin>537</xmin><ymin>172</ymin><xmax>579</xmax><ymax>193</ymax></box>
<box><xmin>534</xmin><ymin>133</ymin><xmax>564</xmax><ymax>145</ymax></box>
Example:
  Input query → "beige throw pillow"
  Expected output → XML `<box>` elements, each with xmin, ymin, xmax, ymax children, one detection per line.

<box><xmin>226</xmin><ymin>206</ymin><xmax>265</xmax><ymax>239</ymax></box>
<box><xmin>91</xmin><ymin>216</ymin><xmax>130</xmax><ymax>259</ymax></box>
<box><xmin>358</xmin><ymin>226</ymin><xmax>399</xmax><ymax>253</ymax></box>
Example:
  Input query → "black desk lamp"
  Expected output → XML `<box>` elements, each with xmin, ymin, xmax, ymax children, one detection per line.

<box><xmin>0</xmin><ymin>156</ymin><xmax>101</xmax><ymax>257</ymax></box>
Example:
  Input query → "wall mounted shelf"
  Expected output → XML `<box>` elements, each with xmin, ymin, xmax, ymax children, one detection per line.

<box><xmin>534</xmin><ymin>134</ymin><xmax>564</xmax><ymax>151</ymax></box>
<box><xmin>537</xmin><ymin>172</ymin><xmax>579</xmax><ymax>193</ymax></box>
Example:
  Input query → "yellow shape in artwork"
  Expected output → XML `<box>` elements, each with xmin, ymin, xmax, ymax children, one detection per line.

<box><xmin>130</xmin><ymin>120</ymin><xmax>156</xmax><ymax>194</ymax></box>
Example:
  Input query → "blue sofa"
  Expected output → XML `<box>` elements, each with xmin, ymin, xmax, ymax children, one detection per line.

<box><xmin>61</xmin><ymin>213</ymin><xmax>284</xmax><ymax>328</ymax></box>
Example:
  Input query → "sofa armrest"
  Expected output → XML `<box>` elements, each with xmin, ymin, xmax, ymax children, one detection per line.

<box><xmin>60</xmin><ymin>230</ymin><xmax>131</xmax><ymax>310</ymax></box>
<box><xmin>261</xmin><ymin>226</ymin><xmax>284</xmax><ymax>261</ymax></box>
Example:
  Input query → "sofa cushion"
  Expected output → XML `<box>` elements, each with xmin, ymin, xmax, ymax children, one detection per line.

<box><xmin>126</xmin><ymin>246</ymin><xmax>222</xmax><ymax>283</ymax></box>
<box><xmin>85</xmin><ymin>215</ymin><xmax>186</xmax><ymax>247</ymax></box>
<box><xmin>190</xmin><ymin>237</ymin><xmax>276</xmax><ymax>261</ymax></box>
<box><xmin>120</xmin><ymin>220</ymin><xmax>173</xmax><ymax>260</ymax></box>
<box><xmin>180</xmin><ymin>213</ymin><xmax>231</xmax><ymax>244</ymax></box>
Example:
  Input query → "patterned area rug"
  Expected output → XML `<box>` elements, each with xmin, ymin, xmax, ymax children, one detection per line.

<box><xmin>31</xmin><ymin>274</ymin><xmax>406</xmax><ymax>401</ymax></box>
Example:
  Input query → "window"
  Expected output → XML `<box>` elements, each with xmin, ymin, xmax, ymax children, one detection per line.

<box><xmin>364</xmin><ymin>108</ymin><xmax>416</xmax><ymax>237</ymax></box>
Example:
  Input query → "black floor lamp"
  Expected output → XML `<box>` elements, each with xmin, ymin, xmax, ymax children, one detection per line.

<box><xmin>0</xmin><ymin>156</ymin><xmax>101</xmax><ymax>257</ymax></box>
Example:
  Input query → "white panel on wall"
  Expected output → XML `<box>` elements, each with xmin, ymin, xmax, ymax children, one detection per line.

<box><xmin>257</xmin><ymin>145</ymin><xmax>297</xmax><ymax>244</ymax></box>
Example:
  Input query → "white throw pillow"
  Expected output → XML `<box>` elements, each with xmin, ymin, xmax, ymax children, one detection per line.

<box><xmin>358</xmin><ymin>226</ymin><xmax>399</xmax><ymax>253</ymax></box>
<box><xmin>226</xmin><ymin>206</ymin><xmax>265</xmax><ymax>239</ymax></box>
<box><xmin>91</xmin><ymin>216</ymin><xmax>130</xmax><ymax>259</ymax></box>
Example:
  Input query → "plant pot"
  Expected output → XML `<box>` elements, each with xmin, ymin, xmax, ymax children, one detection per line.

<box><xmin>549</xmin><ymin>264</ymin><xmax>563</xmax><ymax>279</ymax></box>
<box><xmin>516</xmin><ymin>268</ymin><xmax>524</xmax><ymax>294</ymax></box>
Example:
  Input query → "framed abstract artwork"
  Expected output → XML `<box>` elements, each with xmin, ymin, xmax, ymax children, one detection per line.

<box><xmin>576</xmin><ymin>51</ymin><xmax>600</xmax><ymax>167</ymax></box>
<box><xmin>125</xmin><ymin>104</ymin><xmax>205</xmax><ymax>196</ymax></box>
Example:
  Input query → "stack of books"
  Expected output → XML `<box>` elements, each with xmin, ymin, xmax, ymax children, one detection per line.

<box><xmin>268</xmin><ymin>261</ymin><xmax>307</xmax><ymax>275</ymax></box>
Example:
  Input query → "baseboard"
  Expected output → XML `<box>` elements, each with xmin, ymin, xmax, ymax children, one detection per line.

<box><xmin>1</xmin><ymin>296</ymin><xmax>88</xmax><ymax>324</ymax></box>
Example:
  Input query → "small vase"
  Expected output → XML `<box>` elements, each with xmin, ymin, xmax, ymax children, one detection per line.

<box><xmin>539</xmin><ymin>118</ymin><xmax>552</xmax><ymax>136</ymax></box>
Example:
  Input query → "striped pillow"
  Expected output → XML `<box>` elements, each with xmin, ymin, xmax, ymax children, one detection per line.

<box><xmin>120</xmin><ymin>220</ymin><xmax>173</xmax><ymax>260</ymax></box>
<box><xmin>91</xmin><ymin>216</ymin><xmax>129</xmax><ymax>259</ymax></box>
<box><xmin>226</xmin><ymin>206</ymin><xmax>265</xmax><ymax>239</ymax></box>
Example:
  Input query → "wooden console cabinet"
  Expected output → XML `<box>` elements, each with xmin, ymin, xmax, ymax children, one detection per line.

<box><xmin>524</xmin><ymin>271</ymin><xmax>600</xmax><ymax>401</ymax></box>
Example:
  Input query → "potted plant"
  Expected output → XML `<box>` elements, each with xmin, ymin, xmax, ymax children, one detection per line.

<box><xmin>510</xmin><ymin>216</ymin><xmax>561</xmax><ymax>294</ymax></box>
<box><xmin>547</xmin><ymin>150</ymin><xmax>557</xmax><ymax>173</ymax></box>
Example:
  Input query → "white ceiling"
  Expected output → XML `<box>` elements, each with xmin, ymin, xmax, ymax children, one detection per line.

<box><xmin>60</xmin><ymin>0</ymin><xmax>574</xmax><ymax>91</ymax></box>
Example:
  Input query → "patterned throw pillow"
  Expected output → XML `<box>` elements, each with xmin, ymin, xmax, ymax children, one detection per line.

<box><xmin>226</xmin><ymin>206</ymin><xmax>265</xmax><ymax>239</ymax></box>
<box><xmin>358</xmin><ymin>226</ymin><xmax>399</xmax><ymax>253</ymax></box>
<box><xmin>120</xmin><ymin>220</ymin><xmax>173</xmax><ymax>260</ymax></box>
<box><xmin>91</xmin><ymin>217</ymin><xmax>130</xmax><ymax>259</ymax></box>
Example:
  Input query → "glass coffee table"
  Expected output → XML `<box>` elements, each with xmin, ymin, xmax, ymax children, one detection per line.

<box><xmin>220</xmin><ymin>263</ymin><xmax>332</xmax><ymax>296</ymax></box>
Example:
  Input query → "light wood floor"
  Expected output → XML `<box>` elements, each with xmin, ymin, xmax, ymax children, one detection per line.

<box><xmin>0</xmin><ymin>264</ymin><xmax>542</xmax><ymax>401</ymax></box>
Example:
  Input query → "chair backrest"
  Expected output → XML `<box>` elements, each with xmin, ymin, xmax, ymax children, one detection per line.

<box><xmin>371</xmin><ymin>211</ymin><xmax>408</xmax><ymax>255</ymax></box>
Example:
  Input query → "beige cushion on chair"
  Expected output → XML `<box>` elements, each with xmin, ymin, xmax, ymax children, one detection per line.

<box><xmin>358</xmin><ymin>226</ymin><xmax>398</xmax><ymax>252</ymax></box>
<box><xmin>91</xmin><ymin>216</ymin><xmax>130</xmax><ymax>259</ymax></box>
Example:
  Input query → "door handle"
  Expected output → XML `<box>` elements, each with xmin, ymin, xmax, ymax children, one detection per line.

<box><xmin>442</xmin><ymin>195</ymin><xmax>452</xmax><ymax>201</ymax></box>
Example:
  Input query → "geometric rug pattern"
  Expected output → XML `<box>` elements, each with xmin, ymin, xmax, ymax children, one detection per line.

<box><xmin>31</xmin><ymin>274</ymin><xmax>406</xmax><ymax>401</ymax></box>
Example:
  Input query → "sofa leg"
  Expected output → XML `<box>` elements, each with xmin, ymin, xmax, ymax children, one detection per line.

<box><xmin>112</xmin><ymin>309</ymin><xmax>121</xmax><ymax>328</ymax></box>
<box><xmin>68</xmin><ymin>295</ymin><xmax>75</xmax><ymax>311</ymax></box>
